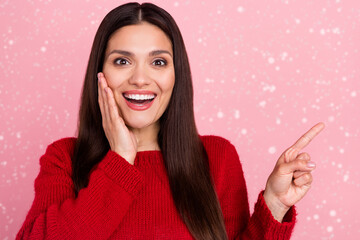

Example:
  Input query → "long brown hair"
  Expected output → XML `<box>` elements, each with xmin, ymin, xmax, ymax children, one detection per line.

<box><xmin>72</xmin><ymin>3</ymin><xmax>228</xmax><ymax>239</ymax></box>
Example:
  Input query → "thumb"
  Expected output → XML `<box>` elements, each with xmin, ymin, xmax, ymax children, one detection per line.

<box><xmin>279</xmin><ymin>159</ymin><xmax>316</xmax><ymax>175</ymax></box>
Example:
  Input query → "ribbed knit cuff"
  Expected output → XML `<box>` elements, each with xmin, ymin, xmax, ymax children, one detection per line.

<box><xmin>253</xmin><ymin>191</ymin><xmax>296</xmax><ymax>240</ymax></box>
<box><xmin>98</xmin><ymin>151</ymin><xmax>144</xmax><ymax>197</ymax></box>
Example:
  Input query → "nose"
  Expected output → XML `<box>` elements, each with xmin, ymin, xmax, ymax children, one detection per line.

<box><xmin>128</xmin><ymin>64</ymin><xmax>151</xmax><ymax>88</ymax></box>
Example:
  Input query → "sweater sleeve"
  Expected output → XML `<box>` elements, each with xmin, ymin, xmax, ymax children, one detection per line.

<box><xmin>206</xmin><ymin>136</ymin><xmax>296</xmax><ymax>240</ymax></box>
<box><xmin>16</xmin><ymin>138</ymin><xmax>145</xmax><ymax>240</ymax></box>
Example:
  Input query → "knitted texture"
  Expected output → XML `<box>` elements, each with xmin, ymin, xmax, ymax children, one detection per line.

<box><xmin>17</xmin><ymin>135</ymin><xmax>296</xmax><ymax>239</ymax></box>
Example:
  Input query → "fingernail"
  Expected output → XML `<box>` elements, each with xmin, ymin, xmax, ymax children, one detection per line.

<box><xmin>307</xmin><ymin>161</ymin><xmax>316</xmax><ymax>168</ymax></box>
<box><xmin>97</xmin><ymin>73</ymin><xmax>101</xmax><ymax>81</ymax></box>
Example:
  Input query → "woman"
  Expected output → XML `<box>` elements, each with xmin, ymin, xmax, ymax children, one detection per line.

<box><xmin>17</xmin><ymin>2</ymin><xmax>324</xmax><ymax>240</ymax></box>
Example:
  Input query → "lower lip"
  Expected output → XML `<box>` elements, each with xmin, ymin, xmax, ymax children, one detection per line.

<box><xmin>124</xmin><ymin>97</ymin><xmax>156</xmax><ymax>111</ymax></box>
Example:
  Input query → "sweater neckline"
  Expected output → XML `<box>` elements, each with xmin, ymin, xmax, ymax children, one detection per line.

<box><xmin>134</xmin><ymin>150</ymin><xmax>163</xmax><ymax>166</ymax></box>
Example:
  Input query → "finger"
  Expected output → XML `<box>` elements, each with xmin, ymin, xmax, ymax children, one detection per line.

<box><xmin>291</xmin><ymin>122</ymin><xmax>325</xmax><ymax>151</ymax></box>
<box><xmin>98</xmin><ymin>73</ymin><xmax>111</xmax><ymax>125</ymax></box>
<box><xmin>293</xmin><ymin>153</ymin><xmax>312</xmax><ymax>178</ymax></box>
<box><xmin>278</xmin><ymin>158</ymin><xmax>316</xmax><ymax>175</ymax></box>
<box><xmin>293</xmin><ymin>170</ymin><xmax>307</xmax><ymax>179</ymax></box>
<box><xmin>293</xmin><ymin>173</ymin><xmax>313</xmax><ymax>187</ymax></box>
<box><xmin>284</xmin><ymin>150</ymin><xmax>310</xmax><ymax>164</ymax></box>
<box><xmin>105</xmin><ymin>84</ymin><xmax>121</xmax><ymax>122</ymax></box>
<box><xmin>98</xmin><ymin>73</ymin><xmax>107</xmax><ymax>119</ymax></box>
<box><xmin>284</xmin><ymin>123</ymin><xmax>324</xmax><ymax>162</ymax></box>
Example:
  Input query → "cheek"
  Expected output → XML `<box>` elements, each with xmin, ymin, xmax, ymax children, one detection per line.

<box><xmin>160</xmin><ymin>73</ymin><xmax>175</xmax><ymax>96</ymax></box>
<box><xmin>103</xmin><ymin>71</ymin><xmax>125</xmax><ymax>89</ymax></box>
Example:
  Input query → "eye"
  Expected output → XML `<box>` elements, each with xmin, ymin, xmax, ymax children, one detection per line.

<box><xmin>114</xmin><ymin>58</ymin><xmax>130</xmax><ymax>65</ymax></box>
<box><xmin>152</xmin><ymin>59</ymin><xmax>167</xmax><ymax>66</ymax></box>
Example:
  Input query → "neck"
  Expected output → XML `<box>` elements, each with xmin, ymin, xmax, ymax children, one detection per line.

<box><xmin>129</xmin><ymin>123</ymin><xmax>160</xmax><ymax>152</ymax></box>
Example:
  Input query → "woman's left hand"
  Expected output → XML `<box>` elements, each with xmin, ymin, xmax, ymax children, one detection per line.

<box><xmin>263</xmin><ymin>122</ymin><xmax>325</xmax><ymax>222</ymax></box>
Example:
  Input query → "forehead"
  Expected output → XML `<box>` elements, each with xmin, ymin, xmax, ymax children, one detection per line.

<box><xmin>106</xmin><ymin>22</ymin><xmax>173</xmax><ymax>54</ymax></box>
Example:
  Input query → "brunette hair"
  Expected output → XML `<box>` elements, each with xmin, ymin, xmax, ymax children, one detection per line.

<box><xmin>72</xmin><ymin>2</ymin><xmax>227</xmax><ymax>239</ymax></box>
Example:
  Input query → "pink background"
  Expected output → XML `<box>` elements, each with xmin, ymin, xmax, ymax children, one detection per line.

<box><xmin>1</xmin><ymin>0</ymin><xmax>359</xmax><ymax>239</ymax></box>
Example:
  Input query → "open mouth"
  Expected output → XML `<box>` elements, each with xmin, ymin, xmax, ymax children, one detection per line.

<box><xmin>123</xmin><ymin>93</ymin><xmax>156</xmax><ymax>105</ymax></box>
<box><xmin>122</xmin><ymin>92</ymin><xmax>157</xmax><ymax>110</ymax></box>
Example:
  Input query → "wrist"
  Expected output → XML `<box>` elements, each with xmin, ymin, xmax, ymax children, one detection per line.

<box><xmin>263</xmin><ymin>190</ymin><xmax>290</xmax><ymax>222</ymax></box>
<box><xmin>113</xmin><ymin>149</ymin><xmax>136</xmax><ymax>165</ymax></box>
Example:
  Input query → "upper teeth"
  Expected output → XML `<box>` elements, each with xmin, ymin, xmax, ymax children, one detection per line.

<box><xmin>125</xmin><ymin>93</ymin><xmax>155</xmax><ymax>100</ymax></box>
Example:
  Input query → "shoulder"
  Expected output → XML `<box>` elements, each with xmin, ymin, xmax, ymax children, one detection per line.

<box><xmin>39</xmin><ymin>137</ymin><xmax>77</xmax><ymax>174</ymax></box>
<box><xmin>200</xmin><ymin>135</ymin><xmax>245</xmax><ymax>193</ymax></box>
<box><xmin>44</xmin><ymin>137</ymin><xmax>77</xmax><ymax>157</ymax></box>
<box><xmin>200</xmin><ymin>135</ymin><xmax>233</xmax><ymax>148</ymax></box>
<box><xmin>199</xmin><ymin>135</ymin><xmax>241</xmax><ymax>169</ymax></box>
<box><xmin>200</xmin><ymin>135</ymin><xmax>237</xmax><ymax>157</ymax></box>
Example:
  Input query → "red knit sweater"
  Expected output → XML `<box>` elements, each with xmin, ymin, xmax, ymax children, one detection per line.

<box><xmin>17</xmin><ymin>135</ymin><xmax>296</xmax><ymax>239</ymax></box>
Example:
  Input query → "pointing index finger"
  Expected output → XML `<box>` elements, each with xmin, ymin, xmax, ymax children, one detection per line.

<box><xmin>291</xmin><ymin>122</ymin><xmax>325</xmax><ymax>151</ymax></box>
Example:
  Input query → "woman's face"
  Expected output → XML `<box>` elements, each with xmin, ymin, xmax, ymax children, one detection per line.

<box><xmin>102</xmin><ymin>22</ymin><xmax>175</xmax><ymax>130</ymax></box>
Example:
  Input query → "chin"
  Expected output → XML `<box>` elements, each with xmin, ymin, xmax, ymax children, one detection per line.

<box><xmin>123</xmin><ymin>116</ymin><xmax>156</xmax><ymax>130</ymax></box>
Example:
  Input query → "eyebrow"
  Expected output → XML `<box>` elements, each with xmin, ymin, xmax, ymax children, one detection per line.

<box><xmin>107</xmin><ymin>49</ymin><xmax>173</xmax><ymax>59</ymax></box>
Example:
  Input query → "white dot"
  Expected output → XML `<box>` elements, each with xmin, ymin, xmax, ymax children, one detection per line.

<box><xmin>328</xmin><ymin>116</ymin><xmax>334</xmax><ymax>122</ymax></box>
<box><xmin>336</xmin><ymin>218</ymin><xmax>341</xmax><ymax>223</ymax></box>
<box><xmin>329</xmin><ymin>146</ymin><xmax>334</xmax><ymax>151</ymax></box>
<box><xmin>276</xmin><ymin>118</ymin><xmax>281</xmax><ymax>125</ymax></box>
<box><xmin>234</xmin><ymin>50</ymin><xmax>238</xmax><ymax>55</ymax></box>
<box><xmin>302</xmin><ymin>117</ymin><xmax>308</xmax><ymax>123</ymax></box>
<box><xmin>309</xmin><ymin>28</ymin><xmax>314</xmax><ymax>33</ymax></box>
<box><xmin>350</xmin><ymin>91</ymin><xmax>357</xmax><ymax>97</ymax></box>
<box><xmin>320</xmin><ymin>29</ymin><xmax>326</xmax><ymax>35</ymax></box>
<box><xmin>268</xmin><ymin>57</ymin><xmax>275</xmax><ymax>64</ymax></box>
<box><xmin>327</xmin><ymin>226</ymin><xmax>333</xmax><ymax>232</ymax></box>
<box><xmin>295</xmin><ymin>18</ymin><xmax>300</xmax><ymax>24</ymax></box>
<box><xmin>275</xmin><ymin>66</ymin><xmax>280</xmax><ymax>71</ymax></box>
<box><xmin>0</xmin><ymin>135</ymin><xmax>3</xmax><ymax>141</ymax></box>
<box><xmin>332</xmin><ymin>28</ymin><xmax>340</xmax><ymax>34</ymax></box>
<box><xmin>268</xmin><ymin>146</ymin><xmax>276</xmax><ymax>154</ymax></box>
<box><xmin>174</xmin><ymin>2</ymin><xmax>179</xmax><ymax>7</ymax></box>
<box><xmin>338</xmin><ymin>163</ymin><xmax>342</xmax><ymax>168</ymax></box>
<box><xmin>281</xmin><ymin>52</ymin><xmax>288</xmax><ymax>60</ymax></box>
<box><xmin>16</xmin><ymin>132</ymin><xmax>21</xmax><ymax>139</ymax></box>
<box><xmin>259</xmin><ymin>101</ymin><xmax>266</xmax><ymax>108</ymax></box>
<box><xmin>217</xmin><ymin>111</ymin><xmax>224</xmax><ymax>118</ymax></box>
<box><xmin>313</xmin><ymin>214</ymin><xmax>319</xmax><ymax>220</ymax></box>
<box><xmin>343</xmin><ymin>174</ymin><xmax>349</xmax><ymax>182</ymax></box>
<box><xmin>241</xmin><ymin>129</ymin><xmax>247</xmax><ymax>135</ymax></box>
<box><xmin>237</xmin><ymin>6</ymin><xmax>244</xmax><ymax>13</ymax></box>
<box><xmin>234</xmin><ymin>110</ymin><xmax>240</xmax><ymax>119</ymax></box>
<box><xmin>339</xmin><ymin>149</ymin><xmax>344</xmax><ymax>154</ymax></box>
<box><xmin>330</xmin><ymin>210</ymin><xmax>336</xmax><ymax>217</ymax></box>
<box><xmin>342</xmin><ymin>76</ymin><xmax>347</xmax><ymax>82</ymax></box>
<box><xmin>9</xmin><ymin>40</ymin><xmax>14</xmax><ymax>45</ymax></box>
<box><xmin>40</xmin><ymin>46</ymin><xmax>47</xmax><ymax>52</ymax></box>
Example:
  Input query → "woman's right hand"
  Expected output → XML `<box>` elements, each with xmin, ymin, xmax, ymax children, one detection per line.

<box><xmin>97</xmin><ymin>72</ymin><xmax>138</xmax><ymax>165</ymax></box>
